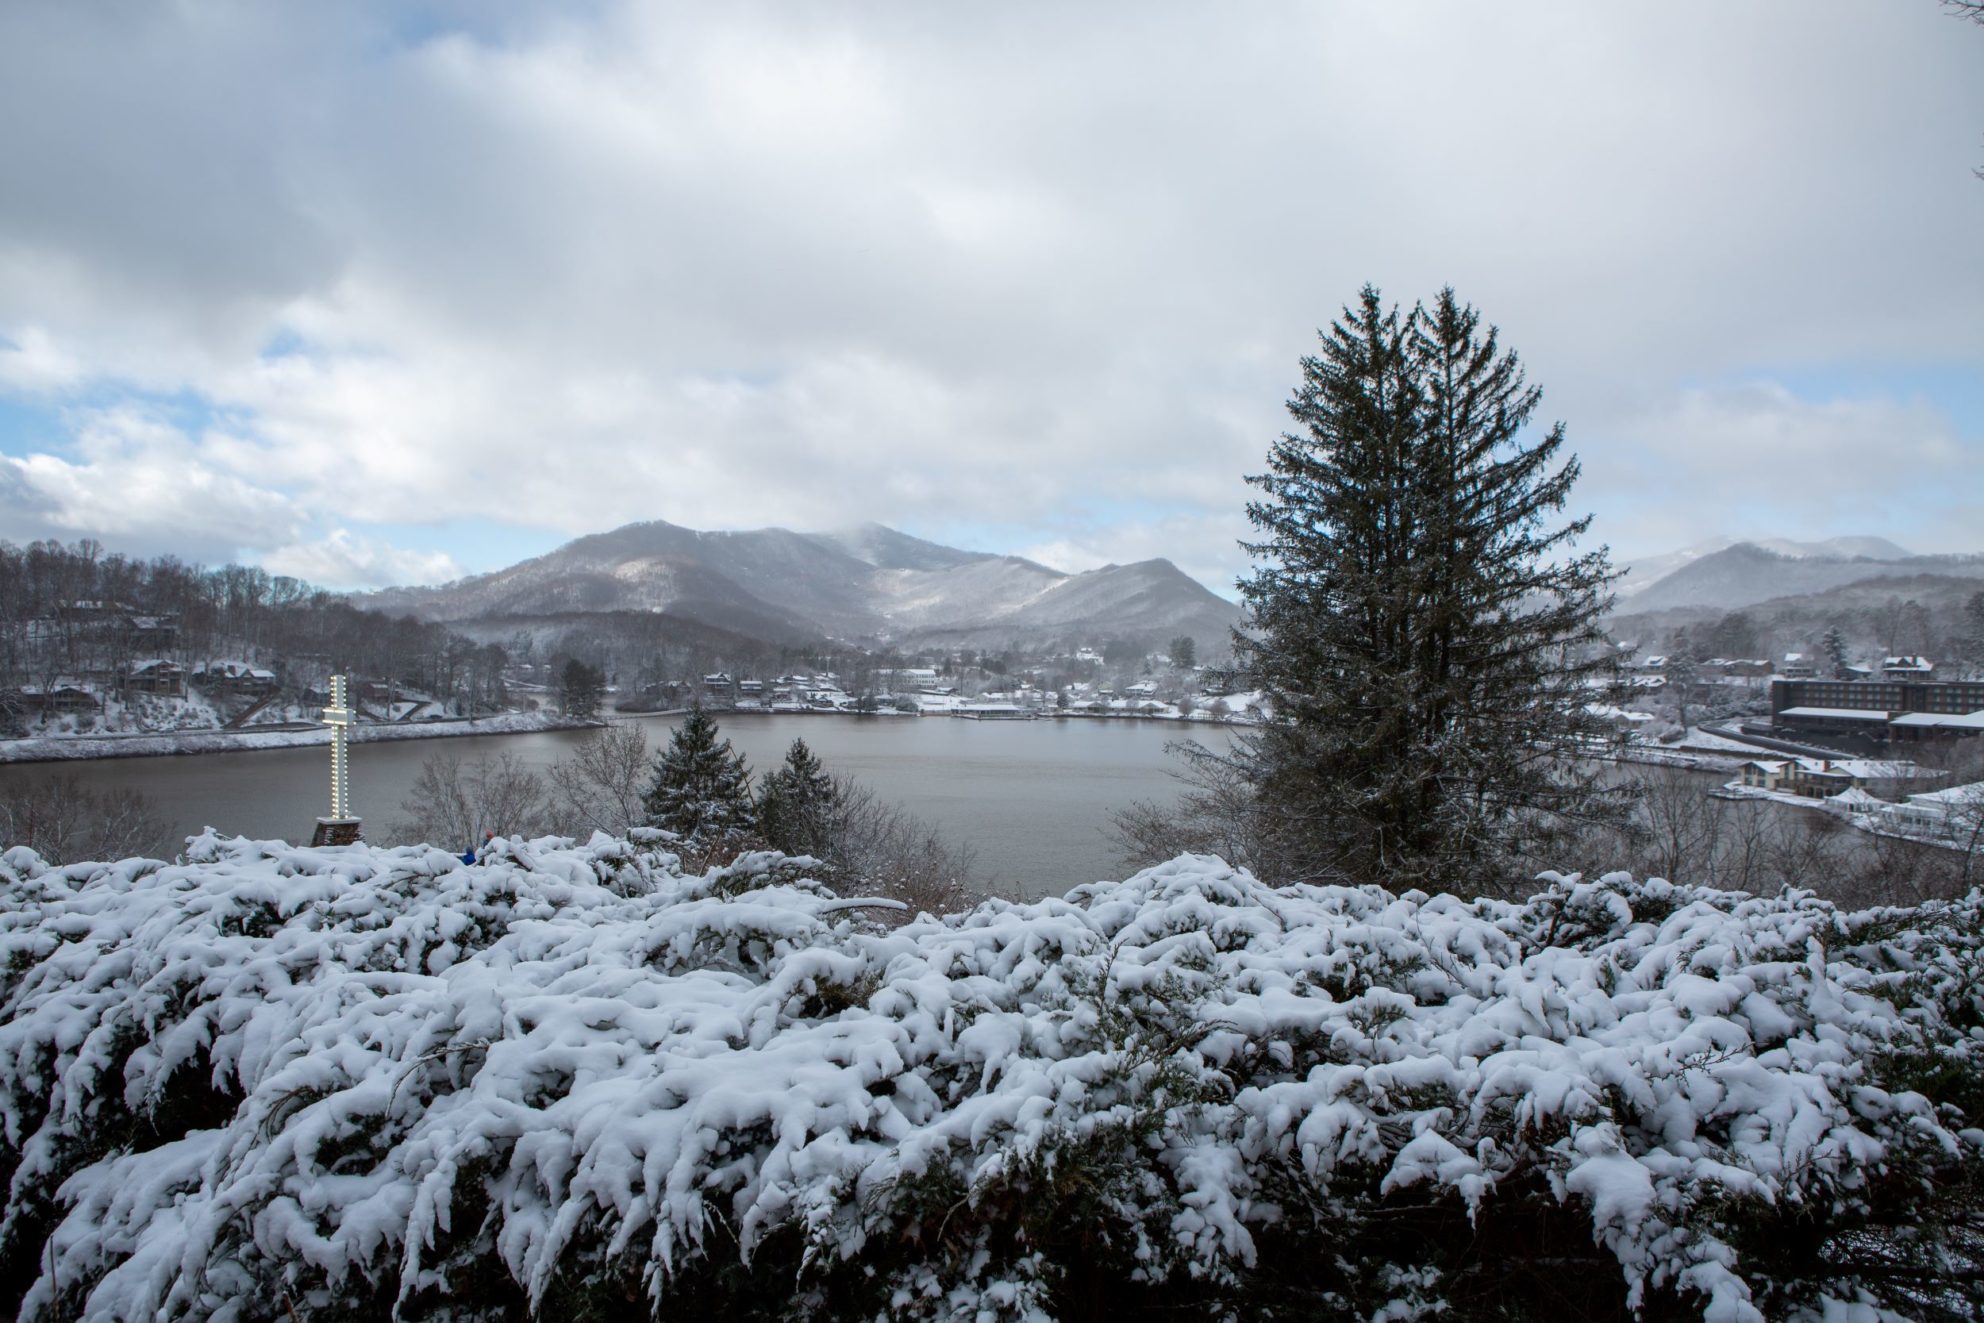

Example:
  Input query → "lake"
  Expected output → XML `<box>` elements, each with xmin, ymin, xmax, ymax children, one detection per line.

<box><xmin>1</xmin><ymin>715</ymin><xmax>1228</xmax><ymax>899</ymax></box>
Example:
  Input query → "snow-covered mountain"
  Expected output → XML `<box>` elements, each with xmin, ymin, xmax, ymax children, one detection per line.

<box><xmin>361</xmin><ymin>520</ymin><xmax>1241</xmax><ymax>652</ymax></box>
<box><xmin>1614</xmin><ymin>538</ymin><xmax>1984</xmax><ymax>615</ymax></box>
<box><xmin>1614</xmin><ymin>535</ymin><xmax>1914</xmax><ymax>600</ymax></box>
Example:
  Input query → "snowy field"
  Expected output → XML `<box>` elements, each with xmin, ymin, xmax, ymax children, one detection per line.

<box><xmin>0</xmin><ymin>836</ymin><xmax>1978</xmax><ymax>1320</ymax></box>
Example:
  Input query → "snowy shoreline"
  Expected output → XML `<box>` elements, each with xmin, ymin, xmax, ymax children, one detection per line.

<box><xmin>0</xmin><ymin>711</ymin><xmax>601</xmax><ymax>765</ymax></box>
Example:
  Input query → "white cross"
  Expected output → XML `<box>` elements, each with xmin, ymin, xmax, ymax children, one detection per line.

<box><xmin>325</xmin><ymin>674</ymin><xmax>353</xmax><ymax>820</ymax></box>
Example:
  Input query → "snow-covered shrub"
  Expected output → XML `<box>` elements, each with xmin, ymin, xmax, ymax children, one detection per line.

<box><xmin>0</xmin><ymin>838</ymin><xmax>1978</xmax><ymax>1321</ymax></box>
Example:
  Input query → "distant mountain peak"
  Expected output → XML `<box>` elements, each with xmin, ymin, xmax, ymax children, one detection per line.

<box><xmin>1742</xmin><ymin>535</ymin><xmax>1912</xmax><ymax>561</ymax></box>
<box><xmin>1617</xmin><ymin>533</ymin><xmax>1917</xmax><ymax>599</ymax></box>
<box><xmin>358</xmin><ymin>519</ymin><xmax>1239</xmax><ymax>653</ymax></box>
<box><xmin>1611</xmin><ymin>537</ymin><xmax>1981</xmax><ymax>616</ymax></box>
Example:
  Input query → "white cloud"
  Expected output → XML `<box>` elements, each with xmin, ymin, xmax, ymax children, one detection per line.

<box><xmin>0</xmin><ymin>1</ymin><xmax>1979</xmax><ymax>584</ymax></box>
<box><xmin>1588</xmin><ymin>381</ymin><xmax>1982</xmax><ymax>557</ymax></box>
<box><xmin>0</xmin><ymin>407</ymin><xmax>300</xmax><ymax>559</ymax></box>
<box><xmin>0</xmin><ymin>327</ymin><xmax>85</xmax><ymax>393</ymax></box>
<box><xmin>260</xmin><ymin>529</ymin><xmax>463</xmax><ymax>590</ymax></box>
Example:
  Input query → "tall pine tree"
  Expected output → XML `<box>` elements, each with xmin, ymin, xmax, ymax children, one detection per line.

<box><xmin>641</xmin><ymin>705</ymin><xmax>756</xmax><ymax>844</ymax></box>
<box><xmin>1231</xmin><ymin>285</ymin><xmax>1622</xmax><ymax>894</ymax></box>
<box><xmin>757</xmin><ymin>737</ymin><xmax>838</xmax><ymax>860</ymax></box>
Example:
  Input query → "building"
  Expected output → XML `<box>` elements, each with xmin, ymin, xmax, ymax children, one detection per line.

<box><xmin>194</xmin><ymin>661</ymin><xmax>279</xmax><ymax>697</ymax></box>
<box><xmin>1881</xmin><ymin>655</ymin><xmax>1935</xmax><ymax>680</ymax></box>
<box><xmin>14</xmin><ymin>680</ymin><xmax>100</xmax><ymax>714</ymax></box>
<box><xmin>124</xmin><ymin>658</ymin><xmax>185</xmax><ymax>696</ymax></box>
<box><xmin>1780</xmin><ymin>653</ymin><xmax>1816</xmax><ymax>680</ymax></box>
<box><xmin>1739</xmin><ymin>757</ymin><xmax>1941</xmax><ymax>800</ymax></box>
<box><xmin>1883</xmin><ymin>782</ymin><xmax>1984</xmax><ymax>841</ymax></box>
<box><xmin>954</xmin><ymin>703</ymin><xmax>1034</xmax><ymax>720</ymax></box>
<box><xmin>1771</xmin><ymin>677</ymin><xmax>1984</xmax><ymax>743</ymax></box>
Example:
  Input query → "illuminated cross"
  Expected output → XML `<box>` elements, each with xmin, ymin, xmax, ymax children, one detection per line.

<box><xmin>310</xmin><ymin>674</ymin><xmax>362</xmax><ymax>845</ymax></box>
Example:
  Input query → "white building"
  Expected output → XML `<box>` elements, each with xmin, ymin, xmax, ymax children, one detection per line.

<box><xmin>1884</xmin><ymin>781</ymin><xmax>1984</xmax><ymax>840</ymax></box>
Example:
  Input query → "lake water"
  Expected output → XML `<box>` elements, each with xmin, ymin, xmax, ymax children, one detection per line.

<box><xmin>2</xmin><ymin>715</ymin><xmax>1227</xmax><ymax>899</ymax></box>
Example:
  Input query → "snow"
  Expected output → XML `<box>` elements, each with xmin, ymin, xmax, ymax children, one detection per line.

<box><xmin>0</xmin><ymin>840</ymin><xmax>1977</xmax><ymax>1318</ymax></box>
<box><xmin>1776</xmin><ymin>706</ymin><xmax>1894</xmax><ymax>722</ymax></box>
<box><xmin>0</xmin><ymin>711</ymin><xmax>592</xmax><ymax>764</ymax></box>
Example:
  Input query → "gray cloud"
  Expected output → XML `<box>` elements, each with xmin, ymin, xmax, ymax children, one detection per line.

<box><xmin>0</xmin><ymin>1</ymin><xmax>1978</xmax><ymax>588</ymax></box>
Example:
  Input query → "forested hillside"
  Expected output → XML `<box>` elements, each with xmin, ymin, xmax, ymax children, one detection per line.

<box><xmin>0</xmin><ymin>540</ymin><xmax>506</xmax><ymax>732</ymax></box>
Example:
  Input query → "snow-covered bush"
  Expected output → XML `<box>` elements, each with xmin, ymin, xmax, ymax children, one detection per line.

<box><xmin>0</xmin><ymin>836</ymin><xmax>1978</xmax><ymax>1321</ymax></box>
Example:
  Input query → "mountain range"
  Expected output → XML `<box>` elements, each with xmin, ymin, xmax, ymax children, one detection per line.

<box><xmin>358</xmin><ymin>520</ymin><xmax>1977</xmax><ymax>657</ymax></box>
<box><xmin>1613</xmin><ymin>536</ymin><xmax>1913</xmax><ymax>599</ymax></box>
<box><xmin>362</xmin><ymin>520</ymin><xmax>1242</xmax><ymax>653</ymax></box>
<box><xmin>1612</xmin><ymin>537</ymin><xmax>1984</xmax><ymax>615</ymax></box>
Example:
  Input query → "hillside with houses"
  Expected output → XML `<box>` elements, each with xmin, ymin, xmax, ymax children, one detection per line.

<box><xmin>0</xmin><ymin>541</ymin><xmax>513</xmax><ymax>746</ymax></box>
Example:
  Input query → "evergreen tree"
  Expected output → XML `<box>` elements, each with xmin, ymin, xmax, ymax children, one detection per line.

<box><xmin>757</xmin><ymin>737</ymin><xmax>839</xmax><ymax>859</ymax></box>
<box><xmin>559</xmin><ymin>658</ymin><xmax>606</xmax><ymax>721</ymax></box>
<box><xmin>1960</xmin><ymin>591</ymin><xmax>1984</xmax><ymax>679</ymax></box>
<box><xmin>641</xmin><ymin>705</ymin><xmax>755</xmax><ymax>843</ymax></box>
<box><xmin>1821</xmin><ymin>625</ymin><xmax>1852</xmax><ymax>680</ymax></box>
<box><xmin>1229</xmin><ymin>285</ymin><xmax>1622</xmax><ymax>893</ymax></box>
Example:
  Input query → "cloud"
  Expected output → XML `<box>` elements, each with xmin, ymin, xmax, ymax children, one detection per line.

<box><xmin>0</xmin><ymin>328</ymin><xmax>86</xmax><ymax>393</ymax></box>
<box><xmin>0</xmin><ymin>406</ymin><xmax>301</xmax><ymax>559</ymax></box>
<box><xmin>260</xmin><ymin>529</ymin><xmax>463</xmax><ymax>590</ymax></box>
<box><xmin>0</xmin><ymin>1</ymin><xmax>1979</xmax><ymax>586</ymax></box>
<box><xmin>1586</xmin><ymin>381</ymin><xmax>1982</xmax><ymax>556</ymax></box>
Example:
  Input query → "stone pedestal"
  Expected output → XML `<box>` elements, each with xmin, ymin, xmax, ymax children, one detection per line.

<box><xmin>310</xmin><ymin>817</ymin><xmax>363</xmax><ymax>847</ymax></box>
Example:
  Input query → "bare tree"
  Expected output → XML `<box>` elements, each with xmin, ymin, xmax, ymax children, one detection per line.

<box><xmin>391</xmin><ymin>751</ymin><xmax>556</xmax><ymax>851</ymax></box>
<box><xmin>1112</xmin><ymin>738</ymin><xmax>1295</xmax><ymax>881</ymax></box>
<box><xmin>547</xmin><ymin>724</ymin><xmax>651</xmax><ymax>837</ymax></box>
<box><xmin>0</xmin><ymin>773</ymin><xmax>170</xmax><ymax>864</ymax></box>
<box><xmin>822</xmin><ymin>776</ymin><xmax>979</xmax><ymax>918</ymax></box>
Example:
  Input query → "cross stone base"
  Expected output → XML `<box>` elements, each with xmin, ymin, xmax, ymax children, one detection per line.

<box><xmin>311</xmin><ymin>817</ymin><xmax>363</xmax><ymax>846</ymax></box>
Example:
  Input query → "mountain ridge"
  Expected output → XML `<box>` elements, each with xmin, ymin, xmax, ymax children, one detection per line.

<box><xmin>1615</xmin><ymin>535</ymin><xmax>1915</xmax><ymax>599</ymax></box>
<box><xmin>360</xmin><ymin>520</ymin><xmax>1241</xmax><ymax>653</ymax></box>
<box><xmin>1616</xmin><ymin>540</ymin><xmax>1984</xmax><ymax>615</ymax></box>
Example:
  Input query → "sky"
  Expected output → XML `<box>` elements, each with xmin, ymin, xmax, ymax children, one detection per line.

<box><xmin>1</xmin><ymin>1</ymin><xmax>1980</xmax><ymax>597</ymax></box>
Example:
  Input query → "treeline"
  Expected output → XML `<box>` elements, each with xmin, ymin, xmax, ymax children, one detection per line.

<box><xmin>0</xmin><ymin>539</ymin><xmax>507</xmax><ymax>718</ymax></box>
<box><xmin>1620</xmin><ymin>587</ymin><xmax>1984</xmax><ymax>675</ymax></box>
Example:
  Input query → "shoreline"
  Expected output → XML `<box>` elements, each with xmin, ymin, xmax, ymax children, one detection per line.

<box><xmin>4</xmin><ymin>704</ymin><xmax>1256</xmax><ymax>765</ymax></box>
<box><xmin>0</xmin><ymin>712</ymin><xmax>602</xmax><ymax>765</ymax></box>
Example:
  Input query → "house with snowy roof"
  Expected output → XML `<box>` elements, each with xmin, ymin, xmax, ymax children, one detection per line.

<box><xmin>1883</xmin><ymin>781</ymin><xmax>1984</xmax><ymax>840</ymax></box>
<box><xmin>124</xmin><ymin>658</ymin><xmax>185</xmax><ymax>696</ymax></box>
<box><xmin>13</xmin><ymin>679</ymin><xmax>101</xmax><ymax>714</ymax></box>
<box><xmin>1881</xmin><ymin>655</ymin><xmax>1935</xmax><ymax>679</ymax></box>
<box><xmin>193</xmin><ymin>660</ymin><xmax>278</xmax><ymax>697</ymax></box>
<box><xmin>1740</xmin><ymin>757</ymin><xmax>1941</xmax><ymax>800</ymax></box>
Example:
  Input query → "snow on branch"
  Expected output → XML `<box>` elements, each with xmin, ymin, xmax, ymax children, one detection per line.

<box><xmin>0</xmin><ymin>837</ymin><xmax>1978</xmax><ymax>1320</ymax></box>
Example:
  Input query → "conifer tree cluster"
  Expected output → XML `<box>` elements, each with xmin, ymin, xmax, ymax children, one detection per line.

<box><xmin>1231</xmin><ymin>284</ymin><xmax>1623</xmax><ymax>894</ymax></box>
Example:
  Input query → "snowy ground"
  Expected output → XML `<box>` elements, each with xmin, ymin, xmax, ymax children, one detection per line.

<box><xmin>1609</xmin><ymin>726</ymin><xmax>1783</xmax><ymax>774</ymax></box>
<box><xmin>0</xmin><ymin>711</ymin><xmax>594</xmax><ymax>765</ymax></box>
<box><xmin>0</xmin><ymin>835</ymin><xmax>1976</xmax><ymax>1320</ymax></box>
